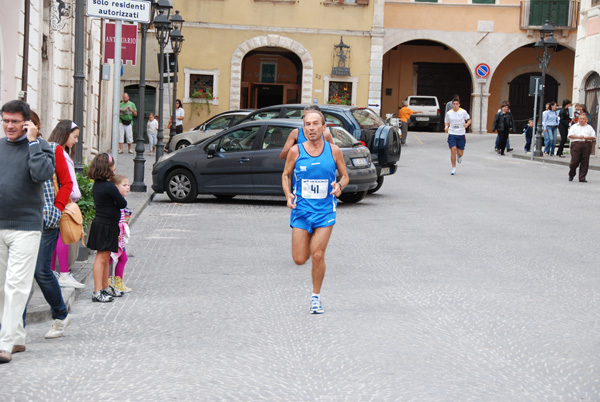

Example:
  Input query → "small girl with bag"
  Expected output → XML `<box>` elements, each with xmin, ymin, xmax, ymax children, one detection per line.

<box><xmin>87</xmin><ymin>153</ymin><xmax>127</xmax><ymax>303</ymax></box>
<box><xmin>109</xmin><ymin>174</ymin><xmax>132</xmax><ymax>293</ymax></box>
<box><xmin>48</xmin><ymin>120</ymin><xmax>85</xmax><ymax>289</ymax></box>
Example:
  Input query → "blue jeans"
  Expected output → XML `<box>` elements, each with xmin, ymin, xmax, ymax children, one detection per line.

<box><xmin>23</xmin><ymin>228</ymin><xmax>68</xmax><ymax>324</ymax></box>
<box><xmin>544</xmin><ymin>126</ymin><xmax>558</xmax><ymax>155</ymax></box>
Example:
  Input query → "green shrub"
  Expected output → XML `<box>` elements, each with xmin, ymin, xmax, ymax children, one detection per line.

<box><xmin>76</xmin><ymin>165</ymin><xmax>95</xmax><ymax>230</ymax></box>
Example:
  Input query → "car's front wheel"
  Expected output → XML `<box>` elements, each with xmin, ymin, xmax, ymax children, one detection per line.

<box><xmin>367</xmin><ymin>176</ymin><xmax>384</xmax><ymax>194</ymax></box>
<box><xmin>175</xmin><ymin>140</ymin><xmax>190</xmax><ymax>150</ymax></box>
<box><xmin>166</xmin><ymin>168</ymin><xmax>197</xmax><ymax>203</ymax></box>
<box><xmin>338</xmin><ymin>191</ymin><xmax>367</xmax><ymax>204</ymax></box>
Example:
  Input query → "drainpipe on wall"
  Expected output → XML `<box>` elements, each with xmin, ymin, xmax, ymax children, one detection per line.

<box><xmin>20</xmin><ymin>0</ymin><xmax>31</xmax><ymax>101</ymax></box>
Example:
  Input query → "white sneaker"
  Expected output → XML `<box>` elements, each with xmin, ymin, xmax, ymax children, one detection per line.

<box><xmin>44</xmin><ymin>314</ymin><xmax>72</xmax><ymax>339</ymax></box>
<box><xmin>58</xmin><ymin>273</ymin><xmax>85</xmax><ymax>289</ymax></box>
<box><xmin>53</xmin><ymin>270</ymin><xmax>60</xmax><ymax>280</ymax></box>
<box><xmin>451</xmin><ymin>167</ymin><xmax>456</xmax><ymax>175</ymax></box>
<box><xmin>457</xmin><ymin>156</ymin><xmax>462</xmax><ymax>164</ymax></box>
<box><xmin>310</xmin><ymin>296</ymin><xmax>324</xmax><ymax>314</ymax></box>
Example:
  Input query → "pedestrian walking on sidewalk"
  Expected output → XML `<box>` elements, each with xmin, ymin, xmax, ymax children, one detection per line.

<box><xmin>119</xmin><ymin>92</ymin><xmax>137</xmax><ymax>154</ymax></box>
<box><xmin>147</xmin><ymin>113</ymin><xmax>158</xmax><ymax>156</ymax></box>
<box><xmin>568</xmin><ymin>113</ymin><xmax>596</xmax><ymax>182</ymax></box>
<box><xmin>444</xmin><ymin>96</ymin><xmax>471</xmax><ymax>175</ymax></box>
<box><xmin>0</xmin><ymin>100</ymin><xmax>54</xmax><ymax>363</ymax></box>
<box><xmin>87</xmin><ymin>154</ymin><xmax>127</xmax><ymax>303</ymax></box>
<box><xmin>48</xmin><ymin>120</ymin><xmax>85</xmax><ymax>289</ymax></box>
<box><xmin>492</xmin><ymin>101</ymin><xmax>515</xmax><ymax>156</ymax></box>
<box><xmin>282</xmin><ymin>110</ymin><xmax>349</xmax><ymax>314</ymax></box>
<box><xmin>543</xmin><ymin>101</ymin><xmax>559</xmax><ymax>156</ymax></box>
<box><xmin>523</xmin><ymin>119</ymin><xmax>534</xmax><ymax>153</ymax></box>
<box><xmin>15</xmin><ymin>114</ymin><xmax>74</xmax><ymax>352</ymax></box>
<box><xmin>109</xmin><ymin>174</ymin><xmax>132</xmax><ymax>293</ymax></box>
<box><xmin>556</xmin><ymin>99</ymin><xmax>572</xmax><ymax>158</ymax></box>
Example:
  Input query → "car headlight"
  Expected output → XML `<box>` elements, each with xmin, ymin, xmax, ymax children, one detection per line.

<box><xmin>157</xmin><ymin>152</ymin><xmax>177</xmax><ymax>164</ymax></box>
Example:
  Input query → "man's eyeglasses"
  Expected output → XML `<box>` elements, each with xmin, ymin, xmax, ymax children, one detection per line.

<box><xmin>2</xmin><ymin>119</ymin><xmax>24</xmax><ymax>125</ymax></box>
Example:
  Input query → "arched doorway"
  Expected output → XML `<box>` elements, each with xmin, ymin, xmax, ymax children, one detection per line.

<box><xmin>240</xmin><ymin>48</ymin><xmax>302</xmax><ymax>109</ymax></box>
<box><xmin>509</xmin><ymin>73</ymin><xmax>559</xmax><ymax>127</ymax></box>
<box><xmin>585</xmin><ymin>72</ymin><xmax>600</xmax><ymax>132</ymax></box>
<box><xmin>381</xmin><ymin>40</ymin><xmax>472</xmax><ymax>119</ymax></box>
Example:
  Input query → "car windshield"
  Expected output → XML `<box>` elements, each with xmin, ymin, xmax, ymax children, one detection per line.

<box><xmin>409</xmin><ymin>97</ymin><xmax>437</xmax><ymax>107</ymax></box>
<box><xmin>250</xmin><ymin>110</ymin><xmax>280</xmax><ymax>120</ymax></box>
<box><xmin>329</xmin><ymin>126</ymin><xmax>359</xmax><ymax>148</ymax></box>
<box><xmin>350</xmin><ymin>108</ymin><xmax>384</xmax><ymax>129</ymax></box>
<box><xmin>208</xmin><ymin>126</ymin><xmax>260</xmax><ymax>153</ymax></box>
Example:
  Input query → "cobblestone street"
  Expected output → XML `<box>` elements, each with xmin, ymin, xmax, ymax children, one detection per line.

<box><xmin>3</xmin><ymin>133</ymin><xmax>600</xmax><ymax>401</ymax></box>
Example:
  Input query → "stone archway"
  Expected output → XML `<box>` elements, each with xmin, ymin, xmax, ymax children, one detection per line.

<box><xmin>230</xmin><ymin>35</ymin><xmax>313</xmax><ymax>110</ymax></box>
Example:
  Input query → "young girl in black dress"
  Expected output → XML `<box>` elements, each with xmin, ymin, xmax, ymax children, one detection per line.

<box><xmin>87</xmin><ymin>153</ymin><xmax>127</xmax><ymax>303</ymax></box>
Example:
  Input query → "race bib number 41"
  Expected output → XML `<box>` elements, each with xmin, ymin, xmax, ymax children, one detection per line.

<box><xmin>301</xmin><ymin>179</ymin><xmax>328</xmax><ymax>199</ymax></box>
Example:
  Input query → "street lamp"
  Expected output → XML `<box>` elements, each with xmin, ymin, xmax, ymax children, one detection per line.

<box><xmin>154</xmin><ymin>2</ymin><xmax>173</xmax><ymax>161</ymax></box>
<box><xmin>168</xmin><ymin>10</ymin><xmax>184</xmax><ymax>150</ymax></box>
<box><xmin>131</xmin><ymin>0</ymin><xmax>158</xmax><ymax>191</ymax></box>
<box><xmin>533</xmin><ymin>20</ymin><xmax>559</xmax><ymax>157</ymax></box>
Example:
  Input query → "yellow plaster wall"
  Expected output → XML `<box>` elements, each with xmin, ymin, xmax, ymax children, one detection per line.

<box><xmin>178</xmin><ymin>0</ymin><xmax>373</xmax><ymax>31</ymax></box>
<box><xmin>178</xmin><ymin>27</ymin><xmax>372</xmax><ymax>127</ymax></box>
<box><xmin>381</xmin><ymin>45</ymin><xmax>466</xmax><ymax>116</ymax></box>
<box><xmin>385</xmin><ymin>3</ymin><xmax>522</xmax><ymax>34</ymax></box>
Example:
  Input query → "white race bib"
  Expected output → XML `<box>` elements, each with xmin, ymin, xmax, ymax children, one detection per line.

<box><xmin>301</xmin><ymin>179</ymin><xmax>328</xmax><ymax>199</ymax></box>
<box><xmin>451</xmin><ymin>123</ymin><xmax>461</xmax><ymax>130</ymax></box>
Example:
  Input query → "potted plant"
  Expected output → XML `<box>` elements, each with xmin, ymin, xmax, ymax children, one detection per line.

<box><xmin>190</xmin><ymin>88</ymin><xmax>214</xmax><ymax>117</ymax></box>
<box><xmin>327</xmin><ymin>93</ymin><xmax>352</xmax><ymax>105</ymax></box>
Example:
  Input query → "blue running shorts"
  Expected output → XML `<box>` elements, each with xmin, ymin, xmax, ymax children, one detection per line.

<box><xmin>290</xmin><ymin>209</ymin><xmax>336</xmax><ymax>233</ymax></box>
<box><xmin>448</xmin><ymin>134</ymin><xmax>466</xmax><ymax>150</ymax></box>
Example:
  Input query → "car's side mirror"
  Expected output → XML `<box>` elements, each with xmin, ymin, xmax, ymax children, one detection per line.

<box><xmin>207</xmin><ymin>143</ymin><xmax>217</xmax><ymax>158</ymax></box>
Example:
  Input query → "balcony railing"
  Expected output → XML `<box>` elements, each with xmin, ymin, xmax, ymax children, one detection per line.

<box><xmin>520</xmin><ymin>0</ymin><xmax>580</xmax><ymax>30</ymax></box>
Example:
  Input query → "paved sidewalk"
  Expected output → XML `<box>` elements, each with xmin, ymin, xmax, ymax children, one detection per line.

<box><xmin>25</xmin><ymin>151</ymin><xmax>155</xmax><ymax>324</ymax></box>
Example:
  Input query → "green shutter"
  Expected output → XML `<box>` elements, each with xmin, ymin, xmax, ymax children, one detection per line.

<box><xmin>529</xmin><ymin>0</ymin><xmax>569</xmax><ymax>27</ymax></box>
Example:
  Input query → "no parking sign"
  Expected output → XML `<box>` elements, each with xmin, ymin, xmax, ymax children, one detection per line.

<box><xmin>475</xmin><ymin>63</ymin><xmax>490</xmax><ymax>79</ymax></box>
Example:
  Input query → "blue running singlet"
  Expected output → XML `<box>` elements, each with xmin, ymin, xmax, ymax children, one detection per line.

<box><xmin>292</xmin><ymin>141</ymin><xmax>337</xmax><ymax>214</ymax></box>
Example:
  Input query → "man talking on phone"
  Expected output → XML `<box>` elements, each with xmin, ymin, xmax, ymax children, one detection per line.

<box><xmin>0</xmin><ymin>100</ymin><xmax>54</xmax><ymax>363</ymax></box>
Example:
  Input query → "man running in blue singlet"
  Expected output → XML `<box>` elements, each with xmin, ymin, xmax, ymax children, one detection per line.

<box><xmin>279</xmin><ymin>105</ymin><xmax>334</xmax><ymax>160</ymax></box>
<box><xmin>282</xmin><ymin>110</ymin><xmax>349</xmax><ymax>314</ymax></box>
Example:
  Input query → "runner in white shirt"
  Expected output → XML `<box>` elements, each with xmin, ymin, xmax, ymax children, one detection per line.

<box><xmin>444</xmin><ymin>97</ymin><xmax>471</xmax><ymax>175</ymax></box>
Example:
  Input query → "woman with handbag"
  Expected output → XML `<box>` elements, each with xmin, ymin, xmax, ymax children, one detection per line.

<box><xmin>48</xmin><ymin>120</ymin><xmax>84</xmax><ymax>289</ymax></box>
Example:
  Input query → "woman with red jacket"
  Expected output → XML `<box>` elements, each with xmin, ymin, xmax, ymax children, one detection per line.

<box><xmin>48</xmin><ymin>120</ymin><xmax>84</xmax><ymax>288</ymax></box>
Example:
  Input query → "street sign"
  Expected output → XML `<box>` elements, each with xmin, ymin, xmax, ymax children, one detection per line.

<box><xmin>104</xmin><ymin>23</ymin><xmax>138</xmax><ymax>66</ymax></box>
<box><xmin>529</xmin><ymin>76</ymin><xmax>543</xmax><ymax>97</ymax></box>
<box><xmin>86</xmin><ymin>0</ymin><xmax>152</xmax><ymax>24</ymax></box>
<box><xmin>475</xmin><ymin>63</ymin><xmax>490</xmax><ymax>79</ymax></box>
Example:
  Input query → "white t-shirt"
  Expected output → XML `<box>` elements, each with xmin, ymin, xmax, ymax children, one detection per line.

<box><xmin>445</xmin><ymin>108</ymin><xmax>470</xmax><ymax>135</ymax></box>
<box><xmin>147</xmin><ymin>119</ymin><xmax>158</xmax><ymax>136</ymax></box>
<box><xmin>176</xmin><ymin>107</ymin><xmax>184</xmax><ymax>126</ymax></box>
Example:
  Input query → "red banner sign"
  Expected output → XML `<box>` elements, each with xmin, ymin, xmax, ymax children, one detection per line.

<box><xmin>104</xmin><ymin>23</ymin><xmax>138</xmax><ymax>66</ymax></box>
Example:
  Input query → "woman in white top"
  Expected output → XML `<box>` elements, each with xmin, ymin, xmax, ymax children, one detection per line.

<box><xmin>48</xmin><ymin>120</ymin><xmax>84</xmax><ymax>288</ymax></box>
<box><xmin>175</xmin><ymin>99</ymin><xmax>184</xmax><ymax>134</ymax></box>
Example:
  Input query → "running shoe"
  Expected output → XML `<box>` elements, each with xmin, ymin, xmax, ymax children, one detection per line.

<box><xmin>310</xmin><ymin>296</ymin><xmax>324</xmax><ymax>314</ymax></box>
<box><xmin>103</xmin><ymin>286</ymin><xmax>124</xmax><ymax>298</ymax></box>
<box><xmin>92</xmin><ymin>291</ymin><xmax>113</xmax><ymax>303</ymax></box>
<box><xmin>451</xmin><ymin>167</ymin><xmax>456</xmax><ymax>175</ymax></box>
<box><xmin>457</xmin><ymin>156</ymin><xmax>462</xmax><ymax>164</ymax></box>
